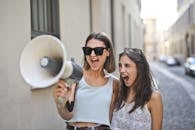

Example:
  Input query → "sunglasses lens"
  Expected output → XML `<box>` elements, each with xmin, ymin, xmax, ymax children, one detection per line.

<box><xmin>94</xmin><ymin>47</ymin><xmax>104</xmax><ymax>55</ymax></box>
<box><xmin>82</xmin><ymin>47</ymin><xmax>92</xmax><ymax>55</ymax></box>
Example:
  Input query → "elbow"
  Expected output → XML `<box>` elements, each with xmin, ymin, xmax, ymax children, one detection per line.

<box><xmin>64</xmin><ymin>115</ymin><xmax>72</xmax><ymax>121</ymax></box>
<box><xmin>59</xmin><ymin>112</ymin><xmax>73</xmax><ymax>121</ymax></box>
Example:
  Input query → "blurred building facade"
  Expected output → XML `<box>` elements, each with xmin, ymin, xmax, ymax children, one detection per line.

<box><xmin>0</xmin><ymin>0</ymin><xmax>143</xmax><ymax>130</ymax></box>
<box><xmin>166</xmin><ymin>0</ymin><xmax>195</xmax><ymax>62</ymax></box>
<box><xmin>143</xmin><ymin>18</ymin><xmax>158</xmax><ymax>61</ymax></box>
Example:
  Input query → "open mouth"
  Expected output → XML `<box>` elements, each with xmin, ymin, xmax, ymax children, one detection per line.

<box><xmin>90</xmin><ymin>58</ymin><xmax>99</xmax><ymax>67</ymax></box>
<box><xmin>122</xmin><ymin>76</ymin><xmax>129</xmax><ymax>82</ymax></box>
<box><xmin>91</xmin><ymin>59</ymin><xmax>99</xmax><ymax>63</ymax></box>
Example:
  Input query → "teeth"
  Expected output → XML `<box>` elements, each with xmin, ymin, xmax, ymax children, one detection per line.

<box><xmin>91</xmin><ymin>59</ymin><xmax>98</xmax><ymax>62</ymax></box>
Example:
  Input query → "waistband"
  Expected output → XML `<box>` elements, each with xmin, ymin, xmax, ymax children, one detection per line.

<box><xmin>67</xmin><ymin>124</ymin><xmax>110</xmax><ymax>130</ymax></box>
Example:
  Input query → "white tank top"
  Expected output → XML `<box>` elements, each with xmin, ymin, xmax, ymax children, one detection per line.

<box><xmin>67</xmin><ymin>74</ymin><xmax>115</xmax><ymax>126</ymax></box>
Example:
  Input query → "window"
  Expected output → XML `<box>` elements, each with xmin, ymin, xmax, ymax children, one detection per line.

<box><xmin>30</xmin><ymin>0</ymin><xmax>60</xmax><ymax>39</ymax></box>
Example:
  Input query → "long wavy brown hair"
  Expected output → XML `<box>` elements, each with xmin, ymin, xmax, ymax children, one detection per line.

<box><xmin>115</xmin><ymin>48</ymin><xmax>153</xmax><ymax>113</ymax></box>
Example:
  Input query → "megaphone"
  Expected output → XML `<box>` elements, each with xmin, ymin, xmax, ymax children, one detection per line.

<box><xmin>19</xmin><ymin>35</ymin><xmax>83</xmax><ymax>89</ymax></box>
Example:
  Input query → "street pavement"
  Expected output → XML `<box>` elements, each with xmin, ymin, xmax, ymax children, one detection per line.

<box><xmin>150</xmin><ymin>62</ymin><xmax>195</xmax><ymax>130</ymax></box>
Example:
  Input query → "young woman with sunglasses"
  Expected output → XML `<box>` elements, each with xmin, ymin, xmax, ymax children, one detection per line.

<box><xmin>53</xmin><ymin>32</ymin><xmax>119</xmax><ymax>130</ymax></box>
<box><xmin>111</xmin><ymin>48</ymin><xmax>163</xmax><ymax>130</ymax></box>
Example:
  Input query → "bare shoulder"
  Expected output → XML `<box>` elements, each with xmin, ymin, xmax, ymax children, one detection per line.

<box><xmin>151</xmin><ymin>91</ymin><xmax>162</xmax><ymax>100</ymax></box>
<box><xmin>148</xmin><ymin>91</ymin><xmax>163</xmax><ymax>110</ymax></box>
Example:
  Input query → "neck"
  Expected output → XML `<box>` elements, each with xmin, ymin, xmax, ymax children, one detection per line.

<box><xmin>126</xmin><ymin>88</ymin><xmax>135</xmax><ymax>103</ymax></box>
<box><xmin>84</xmin><ymin>69</ymin><xmax>105</xmax><ymax>78</ymax></box>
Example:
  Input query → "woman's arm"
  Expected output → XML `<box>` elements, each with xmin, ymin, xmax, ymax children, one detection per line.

<box><xmin>148</xmin><ymin>91</ymin><xmax>163</xmax><ymax>130</ymax></box>
<box><xmin>53</xmin><ymin>80</ymin><xmax>76</xmax><ymax>120</ymax></box>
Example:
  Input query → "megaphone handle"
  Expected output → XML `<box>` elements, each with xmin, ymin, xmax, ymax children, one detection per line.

<box><xmin>66</xmin><ymin>101</ymin><xmax>74</xmax><ymax>112</ymax></box>
<box><xmin>57</xmin><ymin>94</ymin><xmax>74</xmax><ymax>112</ymax></box>
<box><xmin>57</xmin><ymin>78</ymin><xmax>77</xmax><ymax>112</ymax></box>
<box><xmin>57</xmin><ymin>78</ymin><xmax>75</xmax><ymax>103</ymax></box>
<box><xmin>64</xmin><ymin>78</ymin><xmax>77</xmax><ymax>86</ymax></box>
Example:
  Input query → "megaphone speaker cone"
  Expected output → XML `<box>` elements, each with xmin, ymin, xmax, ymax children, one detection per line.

<box><xmin>19</xmin><ymin>35</ymin><xmax>67</xmax><ymax>89</ymax></box>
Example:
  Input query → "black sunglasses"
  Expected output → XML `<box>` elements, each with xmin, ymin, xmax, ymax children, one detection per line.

<box><xmin>82</xmin><ymin>47</ymin><xmax>107</xmax><ymax>55</ymax></box>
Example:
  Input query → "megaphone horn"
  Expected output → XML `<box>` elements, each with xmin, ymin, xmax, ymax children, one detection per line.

<box><xmin>19</xmin><ymin>35</ymin><xmax>83</xmax><ymax>89</ymax></box>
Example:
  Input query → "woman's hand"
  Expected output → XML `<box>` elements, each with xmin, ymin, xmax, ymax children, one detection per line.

<box><xmin>53</xmin><ymin>79</ymin><xmax>77</xmax><ymax>120</ymax></box>
<box><xmin>53</xmin><ymin>79</ymin><xmax>77</xmax><ymax>104</ymax></box>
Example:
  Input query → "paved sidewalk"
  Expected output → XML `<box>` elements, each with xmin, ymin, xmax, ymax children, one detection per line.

<box><xmin>151</xmin><ymin>62</ymin><xmax>195</xmax><ymax>102</ymax></box>
<box><xmin>150</xmin><ymin>62</ymin><xmax>195</xmax><ymax>130</ymax></box>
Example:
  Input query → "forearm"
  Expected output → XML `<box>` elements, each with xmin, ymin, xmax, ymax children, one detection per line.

<box><xmin>56</xmin><ymin>101</ymin><xmax>73</xmax><ymax>120</ymax></box>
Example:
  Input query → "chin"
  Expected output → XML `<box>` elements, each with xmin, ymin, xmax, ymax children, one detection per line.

<box><xmin>91</xmin><ymin>67</ymin><xmax>100</xmax><ymax>71</ymax></box>
<box><xmin>124</xmin><ymin>83</ymin><xmax>131</xmax><ymax>87</ymax></box>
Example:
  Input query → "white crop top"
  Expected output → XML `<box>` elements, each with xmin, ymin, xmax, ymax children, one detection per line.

<box><xmin>67</xmin><ymin>74</ymin><xmax>116</xmax><ymax>126</ymax></box>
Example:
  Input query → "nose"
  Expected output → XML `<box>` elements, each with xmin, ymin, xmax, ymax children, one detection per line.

<box><xmin>119</xmin><ymin>65</ymin><xmax>125</xmax><ymax>73</ymax></box>
<box><xmin>90</xmin><ymin>50</ymin><xmax>96</xmax><ymax>56</ymax></box>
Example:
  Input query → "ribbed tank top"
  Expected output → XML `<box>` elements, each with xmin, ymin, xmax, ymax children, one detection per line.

<box><xmin>67</xmin><ymin>74</ymin><xmax>115</xmax><ymax>126</ymax></box>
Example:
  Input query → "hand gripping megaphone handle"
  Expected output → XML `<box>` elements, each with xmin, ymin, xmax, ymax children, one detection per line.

<box><xmin>39</xmin><ymin>55</ymin><xmax>82</xmax><ymax>107</ymax></box>
<box><xmin>57</xmin><ymin>78</ymin><xmax>78</xmax><ymax>112</ymax></box>
<box><xmin>57</xmin><ymin>59</ymin><xmax>83</xmax><ymax>112</ymax></box>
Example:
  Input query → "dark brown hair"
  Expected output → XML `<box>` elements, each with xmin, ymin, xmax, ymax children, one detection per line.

<box><xmin>115</xmin><ymin>48</ymin><xmax>153</xmax><ymax>113</ymax></box>
<box><xmin>83</xmin><ymin>32</ymin><xmax>116</xmax><ymax>73</ymax></box>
